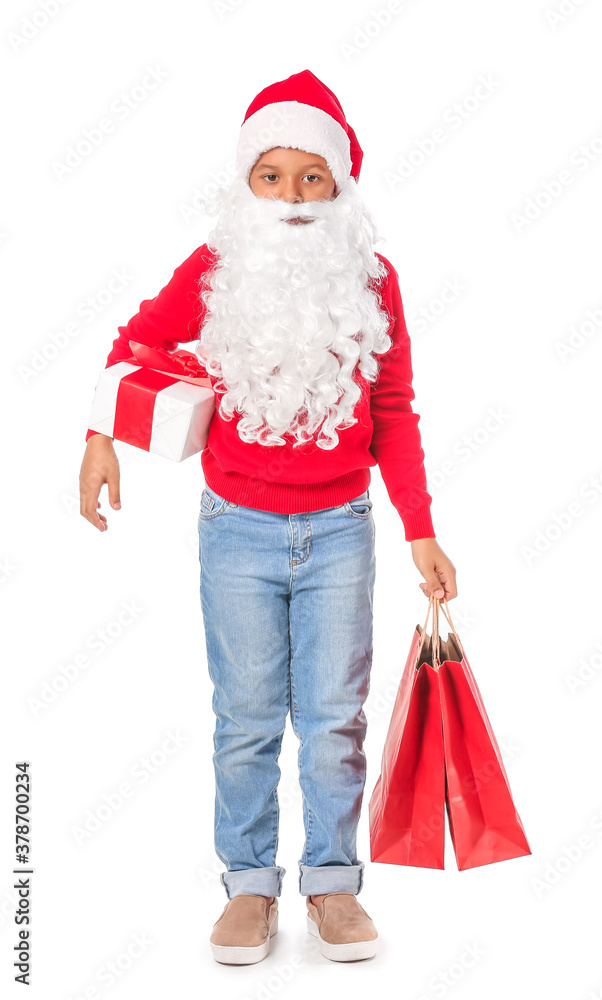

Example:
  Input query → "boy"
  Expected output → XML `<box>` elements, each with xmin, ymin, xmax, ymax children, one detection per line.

<box><xmin>80</xmin><ymin>69</ymin><xmax>457</xmax><ymax>964</ymax></box>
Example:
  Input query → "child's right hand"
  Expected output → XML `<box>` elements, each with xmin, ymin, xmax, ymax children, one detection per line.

<box><xmin>79</xmin><ymin>434</ymin><xmax>121</xmax><ymax>532</ymax></box>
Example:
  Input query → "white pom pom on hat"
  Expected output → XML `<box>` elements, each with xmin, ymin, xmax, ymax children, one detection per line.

<box><xmin>236</xmin><ymin>69</ymin><xmax>363</xmax><ymax>190</ymax></box>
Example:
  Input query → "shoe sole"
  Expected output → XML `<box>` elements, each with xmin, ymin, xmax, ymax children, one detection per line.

<box><xmin>210</xmin><ymin>911</ymin><xmax>278</xmax><ymax>965</ymax></box>
<box><xmin>306</xmin><ymin>913</ymin><xmax>378</xmax><ymax>961</ymax></box>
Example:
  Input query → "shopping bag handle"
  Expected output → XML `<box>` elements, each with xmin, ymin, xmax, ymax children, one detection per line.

<box><xmin>415</xmin><ymin>594</ymin><xmax>465</xmax><ymax>670</ymax></box>
<box><xmin>437</xmin><ymin>597</ymin><xmax>465</xmax><ymax>658</ymax></box>
<box><xmin>415</xmin><ymin>593</ymin><xmax>440</xmax><ymax>669</ymax></box>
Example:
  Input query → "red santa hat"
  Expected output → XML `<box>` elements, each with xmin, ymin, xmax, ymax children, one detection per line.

<box><xmin>236</xmin><ymin>69</ymin><xmax>363</xmax><ymax>190</ymax></box>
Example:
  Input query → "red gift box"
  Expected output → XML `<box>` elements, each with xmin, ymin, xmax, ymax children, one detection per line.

<box><xmin>87</xmin><ymin>340</ymin><xmax>215</xmax><ymax>461</ymax></box>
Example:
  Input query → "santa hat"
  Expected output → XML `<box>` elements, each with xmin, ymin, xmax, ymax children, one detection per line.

<box><xmin>236</xmin><ymin>69</ymin><xmax>363</xmax><ymax>190</ymax></box>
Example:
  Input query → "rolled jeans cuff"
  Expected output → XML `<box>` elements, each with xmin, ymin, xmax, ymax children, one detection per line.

<box><xmin>220</xmin><ymin>866</ymin><xmax>286</xmax><ymax>899</ymax></box>
<box><xmin>298</xmin><ymin>862</ymin><xmax>365</xmax><ymax>896</ymax></box>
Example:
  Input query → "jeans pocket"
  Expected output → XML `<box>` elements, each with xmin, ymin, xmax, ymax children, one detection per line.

<box><xmin>343</xmin><ymin>491</ymin><xmax>373</xmax><ymax>519</ymax></box>
<box><xmin>198</xmin><ymin>486</ymin><xmax>231</xmax><ymax>520</ymax></box>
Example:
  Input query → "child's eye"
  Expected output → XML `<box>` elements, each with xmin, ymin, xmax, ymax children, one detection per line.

<box><xmin>261</xmin><ymin>173</ymin><xmax>321</xmax><ymax>183</ymax></box>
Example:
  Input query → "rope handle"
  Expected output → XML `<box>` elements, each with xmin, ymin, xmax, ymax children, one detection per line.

<box><xmin>414</xmin><ymin>594</ymin><xmax>464</xmax><ymax>670</ymax></box>
<box><xmin>415</xmin><ymin>593</ymin><xmax>439</xmax><ymax>669</ymax></box>
<box><xmin>437</xmin><ymin>597</ymin><xmax>465</xmax><ymax>657</ymax></box>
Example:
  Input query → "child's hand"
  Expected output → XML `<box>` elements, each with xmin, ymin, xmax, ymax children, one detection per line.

<box><xmin>79</xmin><ymin>435</ymin><xmax>121</xmax><ymax>532</ymax></box>
<box><xmin>410</xmin><ymin>538</ymin><xmax>457</xmax><ymax>601</ymax></box>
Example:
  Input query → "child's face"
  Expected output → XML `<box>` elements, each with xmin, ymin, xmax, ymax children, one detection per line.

<box><xmin>249</xmin><ymin>147</ymin><xmax>336</xmax><ymax>203</ymax></box>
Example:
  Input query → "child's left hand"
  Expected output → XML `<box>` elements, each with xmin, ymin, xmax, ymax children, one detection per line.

<box><xmin>410</xmin><ymin>538</ymin><xmax>457</xmax><ymax>601</ymax></box>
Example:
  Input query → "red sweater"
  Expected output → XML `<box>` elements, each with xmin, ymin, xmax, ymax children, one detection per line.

<box><xmin>86</xmin><ymin>244</ymin><xmax>435</xmax><ymax>541</ymax></box>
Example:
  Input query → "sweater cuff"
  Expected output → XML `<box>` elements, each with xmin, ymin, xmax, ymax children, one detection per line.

<box><xmin>400</xmin><ymin>504</ymin><xmax>436</xmax><ymax>542</ymax></box>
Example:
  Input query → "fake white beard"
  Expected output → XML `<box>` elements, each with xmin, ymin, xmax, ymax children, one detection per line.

<box><xmin>195</xmin><ymin>174</ymin><xmax>393</xmax><ymax>449</ymax></box>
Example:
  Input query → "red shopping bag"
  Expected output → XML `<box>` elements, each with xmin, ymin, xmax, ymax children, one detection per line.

<box><xmin>369</xmin><ymin>595</ymin><xmax>532</xmax><ymax>871</ymax></box>
<box><xmin>435</xmin><ymin>600</ymin><xmax>532</xmax><ymax>870</ymax></box>
<box><xmin>368</xmin><ymin>602</ymin><xmax>446</xmax><ymax>869</ymax></box>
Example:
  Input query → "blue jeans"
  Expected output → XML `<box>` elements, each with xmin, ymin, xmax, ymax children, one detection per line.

<box><xmin>198</xmin><ymin>485</ymin><xmax>376</xmax><ymax>899</ymax></box>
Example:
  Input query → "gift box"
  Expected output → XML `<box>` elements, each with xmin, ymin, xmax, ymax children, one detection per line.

<box><xmin>87</xmin><ymin>340</ymin><xmax>215</xmax><ymax>461</ymax></box>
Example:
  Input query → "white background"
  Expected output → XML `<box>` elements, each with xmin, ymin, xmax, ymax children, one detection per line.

<box><xmin>2</xmin><ymin>0</ymin><xmax>602</xmax><ymax>996</ymax></box>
